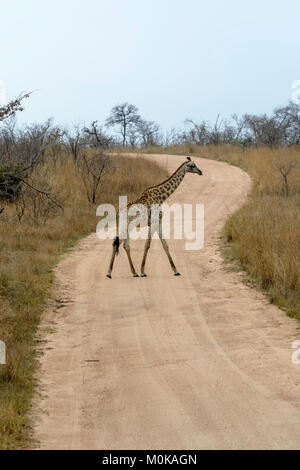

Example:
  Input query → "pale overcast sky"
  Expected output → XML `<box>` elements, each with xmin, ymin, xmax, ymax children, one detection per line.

<box><xmin>1</xmin><ymin>0</ymin><xmax>299</xmax><ymax>128</ymax></box>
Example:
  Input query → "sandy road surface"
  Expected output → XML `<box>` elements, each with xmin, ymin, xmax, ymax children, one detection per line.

<box><xmin>34</xmin><ymin>154</ymin><xmax>300</xmax><ymax>450</ymax></box>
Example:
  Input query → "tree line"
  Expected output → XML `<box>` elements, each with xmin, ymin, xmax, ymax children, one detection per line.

<box><xmin>0</xmin><ymin>93</ymin><xmax>300</xmax><ymax>216</ymax></box>
<box><xmin>92</xmin><ymin>100</ymin><xmax>300</xmax><ymax>149</ymax></box>
<box><xmin>2</xmin><ymin>95</ymin><xmax>300</xmax><ymax>154</ymax></box>
<box><xmin>81</xmin><ymin>100</ymin><xmax>300</xmax><ymax>149</ymax></box>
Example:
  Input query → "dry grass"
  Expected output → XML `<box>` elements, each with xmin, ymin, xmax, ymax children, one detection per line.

<box><xmin>0</xmin><ymin>152</ymin><xmax>168</xmax><ymax>449</ymax></box>
<box><xmin>127</xmin><ymin>144</ymin><xmax>300</xmax><ymax>319</ymax></box>
<box><xmin>222</xmin><ymin>147</ymin><xmax>300</xmax><ymax>319</ymax></box>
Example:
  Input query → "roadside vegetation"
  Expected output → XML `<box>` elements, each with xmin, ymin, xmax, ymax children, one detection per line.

<box><xmin>0</xmin><ymin>97</ymin><xmax>168</xmax><ymax>449</ymax></box>
<box><xmin>223</xmin><ymin>146</ymin><xmax>300</xmax><ymax>320</ymax></box>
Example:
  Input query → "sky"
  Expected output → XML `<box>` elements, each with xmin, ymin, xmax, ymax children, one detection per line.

<box><xmin>1</xmin><ymin>0</ymin><xmax>300</xmax><ymax>130</ymax></box>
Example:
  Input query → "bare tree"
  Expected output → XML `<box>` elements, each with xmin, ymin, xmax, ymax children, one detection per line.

<box><xmin>243</xmin><ymin>113</ymin><xmax>289</xmax><ymax>148</ymax></box>
<box><xmin>67</xmin><ymin>125</ymin><xmax>83</xmax><ymax>163</ymax></box>
<box><xmin>0</xmin><ymin>119</ymin><xmax>63</xmax><ymax>211</ymax></box>
<box><xmin>209</xmin><ymin>114</ymin><xmax>223</xmax><ymax>145</ymax></box>
<box><xmin>231</xmin><ymin>114</ymin><xmax>246</xmax><ymax>141</ymax></box>
<box><xmin>0</xmin><ymin>92</ymin><xmax>32</xmax><ymax>123</ymax></box>
<box><xmin>274</xmin><ymin>102</ymin><xmax>300</xmax><ymax>145</ymax></box>
<box><xmin>0</xmin><ymin>92</ymin><xmax>34</xmax><ymax>212</ymax></box>
<box><xmin>183</xmin><ymin>119</ymin><xmax>210</xmax><ymax>145</ymax></box>
<box><xmin>130</xmin><ymin>119</ymin><xmax>160</xmax><ymax>147</ymax></box>
<box><xmin>46</xmin><ymin>125</ymin><xmax>66</xmax><ymax>166</ymax></box>
<box><xmin>105</xmin><ymin>103</ymin><xmax>141</xmax><ymax>147</ymax></box>
<box><xmin>78</xmin><ymin>149</ymin><xmax>109</xmax><ymax>204</ymax></box>
<box><xmin>275</xmin><ymin>155</ymin><xmax>299</xmax><ymax>197</ymax></box>
<box><xmin>21</xmin><ymin>182</ymin><xmax>60</xmax><ymax>227</ymax></box>
<box><xmin>0</xmin><ymin>118</ymin><xmax>60</xmax><ymax>168</ymax></box>
<box><xmin>163</xmin><ymin>128</ymin><xmax>183</xmax><ymax>146</ymax></box>
<box><xmin>83</xmin><ymin>120</ymin><xmax>113</xmax><ymax>148</ymax></box>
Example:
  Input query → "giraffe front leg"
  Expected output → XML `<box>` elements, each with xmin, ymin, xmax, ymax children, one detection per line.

<box><xmin>140</xmin><ymin>225</ymin><xmax>152</xmax><ymax>277</ymax></box>
<box><xmin>159</xmin><ymin>214</ymin><xmax>180</xmax><ymax>276</ymax></box>
<box><xmin>106</xmin><ymin>240</ymin><xmax>119</xmax><ymax>279</ymax></box>
<box><xmin>123</xmin><ymin>238</ymin><xmax>139</xmax><ymax>277</ymax></box>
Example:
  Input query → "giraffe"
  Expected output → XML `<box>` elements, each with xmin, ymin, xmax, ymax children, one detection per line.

<box><xmin>106</xmin><ymin>157</ymin><xmax>203</xmax><ymax>278</ymax></box>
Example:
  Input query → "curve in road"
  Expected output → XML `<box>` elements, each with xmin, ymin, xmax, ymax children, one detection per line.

<box><xmin>34</xmin><ymin>154</ymin><xmax>300</xmax><ymax>450</ymax></box>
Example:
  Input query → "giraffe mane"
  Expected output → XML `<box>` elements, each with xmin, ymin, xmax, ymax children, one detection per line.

<box><xmin>141</xmin><ymin>161</ymin><xmax>187</xmax><ymax>194</ymax></box>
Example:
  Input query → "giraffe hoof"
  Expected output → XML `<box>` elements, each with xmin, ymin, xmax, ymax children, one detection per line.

<box><xmin>141</xmin><ymin>274</ymin><xmax>147</xmax><ymax>278</ymax></box>
<box><xmin>174</xmin><ymin>272</ymin><xmax>181</xmax><ymax>276</ymax></box>
<box><xmin>106</xmin><ymin>274</ymin><xmax>112</xmax><ymax>279</ymax></box>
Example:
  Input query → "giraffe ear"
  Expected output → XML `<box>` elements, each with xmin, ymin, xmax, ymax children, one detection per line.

<box><xmin>186</xmin><ymin>157</ymin><xmax>191</xmax><ymax>161</ymax></box>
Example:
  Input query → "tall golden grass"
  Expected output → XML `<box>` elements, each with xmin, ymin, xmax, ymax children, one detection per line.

<box><xmin>0</xmin><ymin>152</ymin><xmax>168</xmax><ymax>449</ymax></box>
<box><xmin>223</xmin><ymin>147</ymin><xmax>300</xmax><ymax>318</ymax></box>
<box><xmin>129</xmin><ymin>144</ymin><xmax>300</xmax><ymax>319</ymax></box>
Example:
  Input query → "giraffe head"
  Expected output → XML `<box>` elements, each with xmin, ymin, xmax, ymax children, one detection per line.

<box><xmin>185</xmin><ymin>157</ymin><xmax>203</xmax><ymax>175</ymax></box>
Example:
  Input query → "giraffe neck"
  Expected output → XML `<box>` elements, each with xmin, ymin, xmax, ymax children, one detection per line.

<box><xmin>132</xmin><ymin>162</ymin><xmax>188</xmax><ymax>207</ymax></box>
<box><xmin>149</xmin><ymin>163</ymin><xmax>187</xmax><ymax>203</ymax></box>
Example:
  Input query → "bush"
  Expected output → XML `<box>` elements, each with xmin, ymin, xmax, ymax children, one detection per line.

<box><xmin>0</xmin><ymin>166</ymin><xmax>22</xmax><ymax>202</ymax></box>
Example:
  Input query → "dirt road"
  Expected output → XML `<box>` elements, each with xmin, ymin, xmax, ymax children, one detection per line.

<box><xmin>34</xmin><ymin>154</ymin><xmax>300</xmax><ymax>450</ymax></box>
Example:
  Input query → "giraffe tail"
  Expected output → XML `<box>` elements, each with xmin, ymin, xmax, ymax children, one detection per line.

<box><xmin>113</xmin><ymin>236</ymin><xmax>120</xmax><ymax>255</ymax></box>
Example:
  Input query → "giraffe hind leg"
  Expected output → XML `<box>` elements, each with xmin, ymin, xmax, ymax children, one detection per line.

<box><xmin>106</xmin><ymin>237</ymin><xmax>121</xmax><ymax>279</ymax></box>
